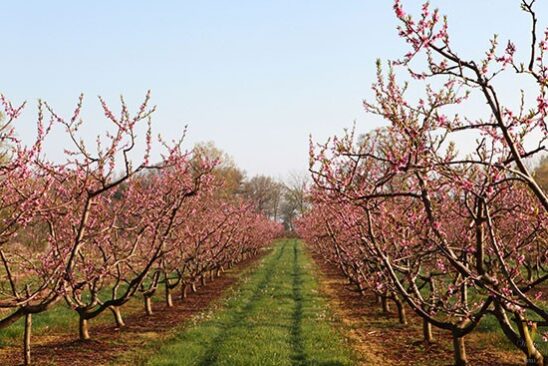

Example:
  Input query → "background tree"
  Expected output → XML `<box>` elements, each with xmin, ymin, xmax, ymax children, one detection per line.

<box><xmin>241</xmin><ymin>175</ymin><xmax>284</xmax><ymax>220</ymax></box>
<box><xmin>192</xmin><ymin>141</ymin><xmax>245</xmax><ymax>196</ymax></box>
<box><xmin>280</xmin><ymin>171</ymin><xmax>310</xmax><ymax>231</ymax></box>
<box><xmin>534</xmin><ymin>156</ymin><xmax>548</xmax><ymax>192</ymax></box>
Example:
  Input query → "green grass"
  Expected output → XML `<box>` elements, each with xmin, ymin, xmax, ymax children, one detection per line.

<box><xmin>0</xmin><ymin>304</ymin><xmax>75</xmax><ymax>346</ymax></box>
<box><xmin>0</xmin><ymin>283</ymin><xmax>151</xmax><ymax>346</ymax></box>
<box><xmin>139</xmin><ymin>239</ymin><xmax>357</xmax><ymax>366</ymax></box>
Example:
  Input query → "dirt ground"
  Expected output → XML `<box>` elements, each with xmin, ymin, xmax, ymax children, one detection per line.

<box><xmin>0</xmin><ymin>254</ymin><xmax>264</xmax><ymax>366</ymax></box>
<box><xmin>311</xmin><ymin>252</ymin><xmax>525</xmax><ymax>366</ymax></box>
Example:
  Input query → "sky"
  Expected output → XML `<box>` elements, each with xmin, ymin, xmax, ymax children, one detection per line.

<box><xmin>2</xmin><ymin>1</ymin><xmax>547</xmax><ymax>178</ymax></box>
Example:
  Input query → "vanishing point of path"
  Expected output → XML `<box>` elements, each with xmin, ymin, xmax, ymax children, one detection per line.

<box><xmin>131</xmin><ymin>240</ymin><xmax>357</xmax><ymax>366</ymax></box>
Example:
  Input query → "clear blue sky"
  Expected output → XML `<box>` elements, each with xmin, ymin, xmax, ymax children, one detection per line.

<box><xmin>2</xmin><ymin>1</ymin><xmax>546</xmax><ymax>177</ymax></box>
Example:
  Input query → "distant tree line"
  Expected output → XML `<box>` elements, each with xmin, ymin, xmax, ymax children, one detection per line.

<box><xmin>193</xmin><ymin>142</ymin><xmax>310</xmax><ymax>231</ymax></box>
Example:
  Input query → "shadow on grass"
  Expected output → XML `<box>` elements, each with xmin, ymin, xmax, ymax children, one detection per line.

<box><xmin>196</xmin><ymin>242</ymin><xmax>287</xmax><ymax>366</ymax></box>
<box><xmin>290</xmin><ymin>241</ymin><xmax>345</xmax><ymax>366</ymax></box>
<box><xmin>290</xmin><ymin>240</ymin><xmax>306</xmax><ymax>366</ymax></box>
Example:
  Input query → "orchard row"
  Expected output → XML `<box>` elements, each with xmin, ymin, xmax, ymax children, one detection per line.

<box><xmin>298</xmin><ymin>1</ymin><xmax>547</xmax><ymax>366</ymax></box>
<box><xmin>0</xmin><ymin>92</ymin><xmax>282</xmax><ymax>365</ymax></box>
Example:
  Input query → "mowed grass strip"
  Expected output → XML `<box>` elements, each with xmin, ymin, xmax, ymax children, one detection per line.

<box><xmin>141</xmin><ymin>239</ymin><xmax>356</xmax><ymax>366</ymax></box>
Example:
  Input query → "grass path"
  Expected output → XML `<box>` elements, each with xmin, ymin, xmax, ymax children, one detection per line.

<box><xmin>137</xmin><ymin>239</ymin><xmax>357</xmax><ymax>366</ymax></box>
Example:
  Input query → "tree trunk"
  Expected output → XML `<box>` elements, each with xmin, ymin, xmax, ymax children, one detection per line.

<box><xmin>493</xmin><ymin>302</ymin><xmax>544</xmax><ymax>365</ymax></box>
<box><xmin>144</xmin><ymin>296</ymin><xmax>153</xmax><ymax>316</ymax></box>
<box><xmin>23</xmin><ymin>313</ymin><xmax>32</xmax><ymax>366</ymax></box>
<box><xmin>201</xmin><ymin>275</ymin><xmax>206</xmax><ymax>287</ymax></box>
<box><xmin>525</xmin><ymin>266</ymin><xmax>533</xmax><ymax>282</ymax></box>
<box><xmin>191</xmin><ymin>282</ymin><xmax>197</xmax><ymax>293</ymax></box>
<box><xmin>423</xmin><ymin>318</ymin><xmax>434</xmax><ymax>343</ymax></box>
<box><xmin>394</xmin><ymin>299</ymin><xmax>407</xmax><ymax>325</ymax></box>
<box><xmin>110</xmin><ymin>306</ymin><xmax>125</xmax><ymax>327</ymax></box>
<box><xmin>79</xmin><ymin>316</ymin><xmax>91</xmax><ymax>341</ymax></box>
<box><xmin>165</xmin><ymin>285</ymin><xmax>174</xmax><ymax>308</ymax></box>
<box><xmin>452</xmin><ymin>332</ymin><xmax>468</xmax><ymax>366</ymax></box>
<box><xmin>515</xmin><ymin>315</ymin><xmax>544</xmax><ymax>366</ymax></box>
<box><xmin>357</xmin><ymin>284</ymin><xmax>366</xmax><ymax>296</ymax></box>
<box><xmin>381</xmin><ymin>296</ymin><xmax>390</xmax><ymax>314</ymax></box>
<box><xmin>181</xmin><ymin>284</ymin><xmax>189</xmax><ymax>300</ymax></box>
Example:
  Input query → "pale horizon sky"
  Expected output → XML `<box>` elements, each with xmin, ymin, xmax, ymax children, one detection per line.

<box><xmin>2</xmin><ymin>1</ymin><xmax>546</xmax><ymax>178</ymax></box>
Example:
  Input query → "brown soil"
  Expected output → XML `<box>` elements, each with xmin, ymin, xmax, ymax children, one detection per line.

<box><xmin>0</xmin><ymin>253</ymin><xmax>266</xmax><ymax>366</ymax></box>
<box><xmin>311</xmin><ymin>252</ymin><xmax>525</xmax><ymax>366</ymax></box>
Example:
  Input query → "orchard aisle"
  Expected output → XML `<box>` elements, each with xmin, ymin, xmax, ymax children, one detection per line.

<box><xmin>133</xmin><ymin>240</ymin><xmax>358</xmax><ymax>366</ymax></box>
